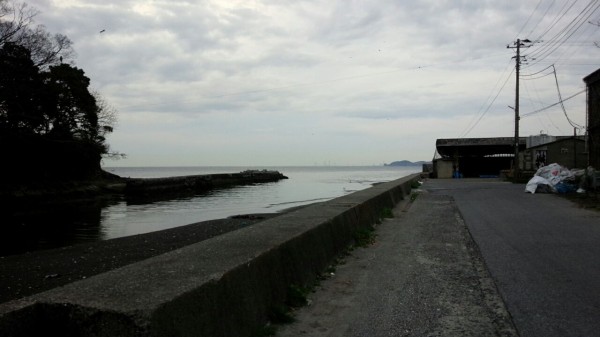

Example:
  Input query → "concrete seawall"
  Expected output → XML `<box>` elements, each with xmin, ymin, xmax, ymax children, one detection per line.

<box><xmin>0</xmin><ymin>173</ymin><xmax>421</xmax><ymax>337</ymax></box>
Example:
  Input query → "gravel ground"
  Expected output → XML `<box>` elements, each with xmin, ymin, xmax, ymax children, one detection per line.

<box><xmin>0</xmin><ymin>213</ymin><xmax>279</xmax><ymax>304</ymax></box>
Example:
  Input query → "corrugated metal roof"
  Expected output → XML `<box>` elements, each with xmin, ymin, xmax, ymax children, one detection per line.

<box><xmin>435</xmin><ymin>137</ymin><xmax>526</xmax><ymax>157</ymax></box>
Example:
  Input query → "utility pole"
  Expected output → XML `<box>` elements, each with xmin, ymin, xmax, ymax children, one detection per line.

<box><xmin>574</xmin><ymin>127</ymin><xmax>577</xmax><ymax>168</ymax></box>
<box><xmin>507</xmin><ymin>38</ymin><xmax>531</xmax><ymax>179</ymax></box>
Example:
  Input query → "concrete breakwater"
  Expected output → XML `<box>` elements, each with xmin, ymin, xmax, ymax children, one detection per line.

<box><xmin>123</xmin><ymin>170</ymin><xmax>289</xmax><ymax>199</ymax></box>
<box><xmin>1</xmin><ymin>170</ymin><xmax>288</xmax><ymax>203</ymax></box>
<box><xmin>0</xmin><ymin>173</ymin><xmax>422</xmax><ymax>337</ymax></box>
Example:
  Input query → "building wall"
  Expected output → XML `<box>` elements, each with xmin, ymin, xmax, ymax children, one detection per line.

<box><xmin>433</xmin><ymin>159</ymin><xmax>455</xmax><ymax>178</ymax></box>
<box><xmin>525</xmin><ymin>139</ymin><xmax>587</xmax><ymax>170</ymax></box>
<box><xmin>585</xmin><ymin>69</ymin><xmax>600</xmax><ymax>168</ymax></box>
<box><xmin>547</xmin><ymin>140</ymin><xmax>587</xmax><ymax>168</ymax></box>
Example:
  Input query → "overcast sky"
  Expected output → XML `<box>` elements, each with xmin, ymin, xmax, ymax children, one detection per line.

<box><xmin>32</xmin><ymin>0</ymin><xmax>600</xmax><ymax>167</ymax></box>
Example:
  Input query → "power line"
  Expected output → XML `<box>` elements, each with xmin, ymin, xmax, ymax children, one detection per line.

<box><xmin>532</xmin><ymin>1</ymin><xmax>578</xmax><ymax>42</ymax></box>
<box><xmin>531</xmin><ymin>3</ymin><xmax>600</xmax><ymax>65</ymax></box>
<box><xmin>515</xmin><ymin>0</ymin><xmax>545</xmax><ymax>40</ymax></box>
<box><xmin>459</xmin><ymin>65</ymin><xmax>515</xmax><ymax>138</ymax></box>
<box><xmin>549</xmin><ymin>18</ymin><xmax>600</xmax><ymax>64</ymax></box>
<box><xmin>520</xmin><ymin>71</ymin><xmax>555</xmax><ymax>81</ymax></box>
<box><xmin>521</xmin><ymin>88</ymin><xmax>586</xmax><ymax>117</ymax></box>
<box><xmin>527</xmin><ymin>0</ymin><xmax>557</xmax><ymax>37</ymax></box>
<box><xmin>523</xmin><ymin>78</ymin><xmax>564</xmax><ymax>133</ymax></box>
<box><xmin>520</xmin><ymin>64</ymin><xmax>555</xmax><ymax>78</ymax></box>
<box><xmin>525</xmin><ymin>0</ymin><xmax>600</xmax><ymax>69</ymax></box>
<box><xmin>498</xmin><ymin>1</ymin><xmax>595</xmax><ymax>143</ymax></box>
<box><xmin>551</xmin><ymin>65</ymin><xmax>585</xmax><ymax>129</ymax></box>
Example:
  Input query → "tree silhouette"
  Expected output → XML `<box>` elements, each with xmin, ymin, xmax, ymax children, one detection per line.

<box><xmin>0</xmin><ymin>42</ymin><xmax>45</xmax><ymax>135</ymax></box>
<box><xmin>43</xmin><ymin>64</ymin><xmax>100</xmax><ymax>141</ymax></box>
<box><xmin>0</xmin><ymin>1</ymin><xmax>118</xmax><ymax>185</ymax></box>
<box><xmin>0</xmin><ymin>0</ymin><xmax>73</xmax><ymax>68</ymax></box>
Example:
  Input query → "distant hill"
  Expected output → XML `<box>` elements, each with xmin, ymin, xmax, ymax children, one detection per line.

<box><xmin>385</xmin><ymin>160</ymin><xmax>430</xmax><ymax>167</ymax></box>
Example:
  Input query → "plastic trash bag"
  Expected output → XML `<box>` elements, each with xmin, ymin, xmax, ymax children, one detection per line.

<box><xmin>525</xmin><ymin>176</ymin><xmax>553</xmax><ymax>194</ymax></box>
<box><xmin>534</xmin><ymin>163</ymin><xmax>575</xmax><ymax>185</ymax></box>
<box><xmin>554</xmin><ymin>182</ymin><xmax>577</xmax><ymax>194</ymax></box>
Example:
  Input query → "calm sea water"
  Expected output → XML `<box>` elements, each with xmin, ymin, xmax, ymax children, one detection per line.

<box><xmin>2</xmin><ymin>166</ymin><xmax>419</xmax><ymax>256</ymax></box>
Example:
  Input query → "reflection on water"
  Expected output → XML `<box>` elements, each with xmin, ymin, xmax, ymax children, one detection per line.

<box><xmin>1</xmin><ymin>198</ymin><xmax>119</xmax><ymax>256</ymax></box>
<box><xmin>1</xmin><ymin>166</ymin><xmax>419</xmax><ymax>256</ymax></box>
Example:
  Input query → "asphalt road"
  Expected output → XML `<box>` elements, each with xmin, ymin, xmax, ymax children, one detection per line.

<box><xmin>426</xmin><ymin>179</ymin><xmax>600</xmax><ymax>337</ymax></box>
<box><xmin>277</xmin><ymin>179</ymin><xmax>600</xmax><ymax>337</ymax></box>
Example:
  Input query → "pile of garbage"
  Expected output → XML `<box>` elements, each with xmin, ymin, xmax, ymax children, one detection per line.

<box><xmin>525</xmin><ymin>163</ymin><xmax>597</xmax><ymax>194</ymax></box>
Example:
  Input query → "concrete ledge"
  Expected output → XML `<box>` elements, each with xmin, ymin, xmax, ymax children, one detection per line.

<box><xmin>0</xmin><ymin>173</ymin><xmax>421</xmax><ymax>337</ymax></box>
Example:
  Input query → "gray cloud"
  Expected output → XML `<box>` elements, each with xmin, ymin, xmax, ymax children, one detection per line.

<box><xmin>29</xmin><ymin>0</ymin><xmax>600</xmax><ymax>166</ymax></box>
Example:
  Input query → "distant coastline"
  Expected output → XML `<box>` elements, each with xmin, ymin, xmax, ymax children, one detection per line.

<box><xmin>384</xmin><ymin>160</ymin><xmax>430</xmax><ymax>167</ymax></box>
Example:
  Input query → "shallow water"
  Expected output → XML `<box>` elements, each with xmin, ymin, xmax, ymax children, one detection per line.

<box><xmin>2</xmin><ymin>166</ymin><xmax>419</xmax><ymax>256</ymax></box>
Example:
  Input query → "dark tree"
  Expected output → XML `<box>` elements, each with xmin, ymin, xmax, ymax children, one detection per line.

<box><xmin>0</xmin><ymin>44</ymin><xmax>105</xmax><ymax>147</ymax></box>
<box><xmin>0</xmin><ymin>0</ymin><xmax>73</xmax><ymax>68</ymax></box>
<box><xmin>0</xmin><ymin>0</ymin><xmax>119</xmax><ymax>186</ymax></box>
<box><xmin>43</xmin><ymin>64</ymin><xmax>100</xmax><ymax>142</ymax></box>
<box><xmin>0</xmin><ymin>42</ymin><xmax>46</xmax><ymax>134</ymax></box>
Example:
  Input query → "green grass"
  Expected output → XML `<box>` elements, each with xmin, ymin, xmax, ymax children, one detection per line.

<box><xmin>353</xmin><ymin>225</ymin><xmax>376</xmax><ymax>247</ymax></box>
<box><xmin>252</xmin><ymin>283</ymin><xmax>313</xmax><ymax>336</ymax></box>
<box><xmin>287</xmin><ymin>284</ymin><xmax>310</xmax><ymax>308</ymax></box>
<box><xmin>410</xmin><ymin>192</ymin><xmax>419</xmax><ymax>202</ymax></box>
<box><xmin>380</xmin><ymin>207</ymin><xmax>394</xmax><ymax>218</ymax></box>
<box><xmin>410</xmin><ymin>180</ymin><xmax>421</xmax><ymax>189</ymax></box>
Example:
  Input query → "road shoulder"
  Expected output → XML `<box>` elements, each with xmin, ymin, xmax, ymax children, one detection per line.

<box><xmin>276</xmin><ymin>191</ymin><xmax>517</xmax><ymax>337</ymax></box>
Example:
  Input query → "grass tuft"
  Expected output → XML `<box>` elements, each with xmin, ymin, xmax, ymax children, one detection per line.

<box><xmin>287</xmin><ymin>284</ymin><xmax>310</xmax><ymax>308</ymax></box>
<box><xmin>353</xmin><ymin>225</ymin><xmax>376</xmax><ymax>247</ymax></box>
<box><xmin>410</xmin><ymin>192</ymin><xmax>419</xmax><ymax>202</ymax></box>
<box><xmin>380</xmin><ymin>207</ymin><xmax>394</xmax><ymax>218</ymax></box>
